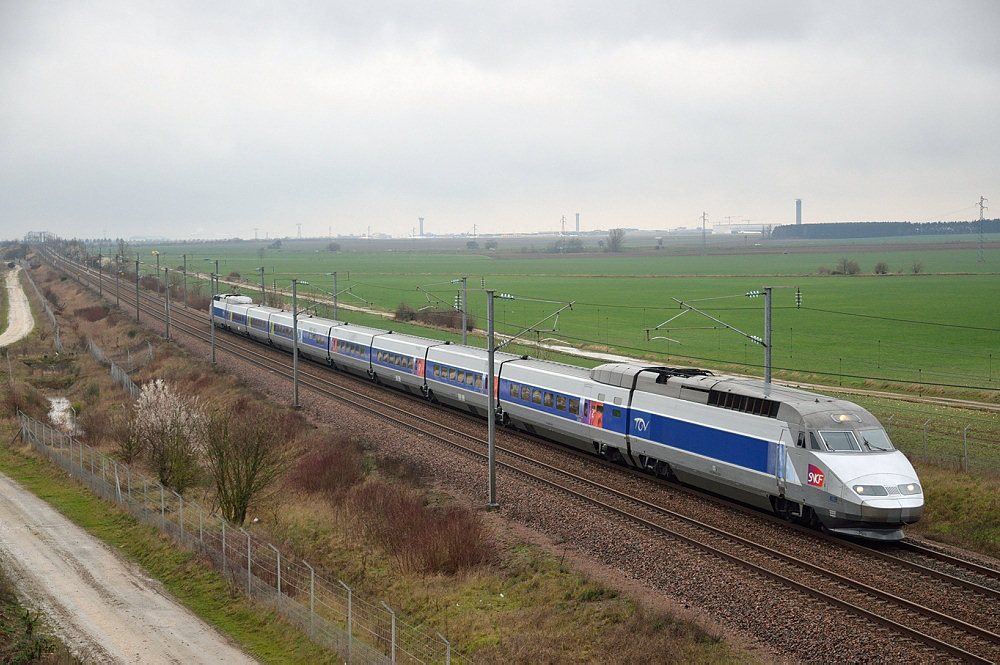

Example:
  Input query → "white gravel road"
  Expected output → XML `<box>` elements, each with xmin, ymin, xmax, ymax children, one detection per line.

<box><xmin>0</xmin><ymin>265</ymin><xmax>35</xmax><ymax>348</ymax></box>
<box><xmin>0</xmin><ymin>470</ymin><xmax>255</xmax><ymax>663</ymax></box>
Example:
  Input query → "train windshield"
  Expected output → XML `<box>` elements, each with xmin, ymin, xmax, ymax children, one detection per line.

<box><xmin>819</xmin><ymin>430</ymin><xmax>861</xmax><ymax>451</ymax></box>
<box><xmin>859</xmin><ymin>429</ymin><xmax>894</xmax><ymax>452</ymax></box>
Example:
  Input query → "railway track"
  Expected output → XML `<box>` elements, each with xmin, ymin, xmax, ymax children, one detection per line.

<box><xmin>44</xmin><ymin>249</ymin><xmax>1000</xmax><ymax>662</ymax></box>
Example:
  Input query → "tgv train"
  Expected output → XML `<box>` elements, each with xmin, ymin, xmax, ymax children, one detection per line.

<box><xmin>213</xmin><ymin>294</ymin><xmax>923</xmax><ymax>541</ymax></box>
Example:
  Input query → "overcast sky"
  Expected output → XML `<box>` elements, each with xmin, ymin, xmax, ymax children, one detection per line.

<box><xmin>2</xmin><ymin>1</ymin><xmax>997</xmax><ymax>241</ymax></box>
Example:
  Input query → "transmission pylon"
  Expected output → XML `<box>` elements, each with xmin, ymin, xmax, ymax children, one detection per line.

<box><xmin>979</xmin><ymin>196</ymin><xmax>988</xmax><ymax>262</ymax></box>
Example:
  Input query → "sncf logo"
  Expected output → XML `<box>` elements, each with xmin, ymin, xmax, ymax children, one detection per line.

<box><xmin>807</xmin><ymin>464</ymin><xmax>825</xmax><ymax>488</ymax></box>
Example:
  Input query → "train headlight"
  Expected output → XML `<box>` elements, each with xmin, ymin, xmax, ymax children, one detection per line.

<box><xmin>853</xmin><ymin>484</ymin><xmax>888</xmax><ymax>496</ymax></box>
<box><xmin>897</xmin><ymin>483</ymin><xmax>922</xmax><ymax>495</ymax></box>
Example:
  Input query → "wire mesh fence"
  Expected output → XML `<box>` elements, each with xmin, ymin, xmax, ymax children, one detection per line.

<box><xmin>17</xmin><ymin>412</ymin><xmax>466</xmax><ymax>664</ymax></box>
<box><xmin>87</xmin><ymin>339</ymin><xmax>142</xmax><ymax>399</ymax></box>
<box><xmin>17</xmin><ymin>260</ymin><xmax>60</xmax><ymax>351</ymax></box>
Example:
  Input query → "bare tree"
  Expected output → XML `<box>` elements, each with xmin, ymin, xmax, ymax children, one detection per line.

<box><xmin>203</xmin><ymin>400</ymin><xmax>298</xmax><ymax>525</ymax></box>
<box><xmin>606</xmin><ymin>228</ymin><xmax>626</xmax><ymax>252</ymax></box>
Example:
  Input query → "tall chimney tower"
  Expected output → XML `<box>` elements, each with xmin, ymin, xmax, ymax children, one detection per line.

<box><xmin>795</xmin><ymin>199</ymin><xmax>802</xmax><ymax>226</ymax></box>
<box><xmin>575</xmin><ymin>213</ymin><xmax>580</xmax><ymax>233</ymax></box>
<box><xmin>419</xmin><ymin>217</ymin><xmax>424</xmax><ymax>236</ymax></box>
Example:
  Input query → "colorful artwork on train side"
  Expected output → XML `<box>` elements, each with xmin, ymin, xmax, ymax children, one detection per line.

<box><xmin>583</xmin><ymin>400</ymin><xmax>605</xmax><ymax>428</ymax></box>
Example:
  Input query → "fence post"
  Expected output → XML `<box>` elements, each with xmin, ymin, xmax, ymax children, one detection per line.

<box><xmin>239</xmin><ymin>528</ymin><xmax>252</xmax><ymax>597</ymax></box>
<box><xmin>112</xmin><ymin>460</ymin><xmax>122</xmax><ymax>503</ymax></box>
<box><xmin>339</xmin><ymin>580</ymin><xmax>352</xmax><ymax>660</ymax></box>
<box><xmin>303</xmin><ymin>561</ymin><xmax>315</xmax><ymax>639</ymax></box>
<box><xmin>436</xmin><ymin>632</ymin><xmax>451</xmax><ymax>665</ymax></box>
<box><xmin>963</xmin><ymin>424</ymin><xmax>970</xmax><ymax>472</ymax></box>
<box><xmin>380</xmin><ymin>601</ymin><xmax>396</xmax><ymax>664</ymax></box>
<box><xmin>218</xmin><ymin>515</ymin><xmax>227</xmax><ymax>576</ymax></box>
<box><xmin>887</xmin><ymin>414</ymin><xmax>894</xmax><ymax>436</ymax></box>
<box><xmin>923</xmin><ymin>419</ymin><xmax>930</xmax><ymax>462</ymax></box>
<box><xmin>268</xmin><ymin>544</ymin><xmax>281</xmax><ymax>610</ymax></box>
<box><xmin>173</xmin><ymin>491</ymin><xmax>184</xmax><ymax>542</ymax></box>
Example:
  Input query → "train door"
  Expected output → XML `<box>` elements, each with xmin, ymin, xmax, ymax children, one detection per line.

<box><xmin>775</xmin><ymin>428</ymin><xmax>796</xmax><ymax>493</ymax></box>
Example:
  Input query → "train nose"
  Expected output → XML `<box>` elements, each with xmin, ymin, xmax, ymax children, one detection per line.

<box><xmin>844</xmin><ymin>473</ymin><xmax>924</xmax><ymax>525</ymax></box>
<box><xmin>858</xmin><ymin>496</ymin><xmax>923</xmax><ymax>524</ymax></box>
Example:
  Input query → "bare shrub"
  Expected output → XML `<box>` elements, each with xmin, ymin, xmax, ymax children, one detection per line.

<box><xmin>1</xmin><ymin>379</ymin><xmax>47</xmax><ymax>420</ymax></box>
<box><xmin>74</xmin><ymin>305</ymin><xmax>109</xmax><ymax>322</ymax></box>
<box><xmin>835</xmin><ymin>257</ymin><xmax>860</xmax><ymax>275</ymax></box>
<box><xmin>288</xmin><ymin>435</ymin><xmax>364</xmax><ymax>496</ymax></box>
<box><xmin>109</xmin><ymin>410</ymin><xmax>144</xmax><ymax>464</ymax></box>
<box><xmin>394</xmin><ymin>303</ymin><xmax>416</xmax><ymax>321</ymax></box>
<box><xmin>203</xmin><ymin>399</ymin><xmax>299</xmax><ymax>525</ymax></box>
<box><xmin>912</xmin><ymin>260</ymin><xmax>924</xmax><ymax>274</ymax></box>
<box><xmin>350</xmin><ymin>480</ymin><xmax>492</xmax><ymax>573</ymax></box>
<box><xmin>41</xmin><ymin>287</ymin><xmax>60</xmax><ymax>310</ymax></box>
<box><xmin>188</xmin><ymin>293</ymin><xmax>211</xmax><ymax>312</ymax></box>
<box><xmin>79</xmin><ymin>407</ymin><xmax>112</xmax><ymax>443</ymax></box>
<box><xmin>874</xmin><ymin>261</ymin><xmax>889</xmax><ymax>274</ymax></box>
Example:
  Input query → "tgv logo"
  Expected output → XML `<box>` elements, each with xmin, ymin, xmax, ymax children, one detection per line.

<box><xmin>633</xmin><ymin>417</ymin><xmax>649</xmax><ymax>432</ymax></box>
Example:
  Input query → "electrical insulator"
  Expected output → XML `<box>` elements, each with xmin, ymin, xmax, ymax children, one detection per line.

<box><xmin>746</xmin><ymin>290</ymin><xmax>763</xmax><ymax>298</ymax></box>
<box><xmin>454</xmin><ymin>292</ymin><xmax>461</xmax><ymax>311</ymax></box>
<box><xmin>795</xmin><ymin>288</ymin><xmax>802</xmax><ymax>308</ymax></box>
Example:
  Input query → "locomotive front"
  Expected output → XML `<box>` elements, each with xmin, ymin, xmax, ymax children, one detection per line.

<box><xmin>797</xmin><ymin>406</ymin><xmax>923</xmax><ymax>541</ymax></box>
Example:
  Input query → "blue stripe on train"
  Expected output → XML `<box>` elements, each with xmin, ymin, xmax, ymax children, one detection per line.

<box><xmin>639</xmin><ymin>411</ymin><xmax>776</xmax><ymax>475</ymax></box>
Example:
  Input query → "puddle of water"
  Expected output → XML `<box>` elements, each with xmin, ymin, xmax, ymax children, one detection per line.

<box><xmin>48</xmin><ymin>396</ymin><xmax>78</xmax><ymax>434</ymax></box>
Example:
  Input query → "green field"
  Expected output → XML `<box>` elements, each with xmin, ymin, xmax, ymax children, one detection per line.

<box><xmin>116</xmin><ymin>234</ymin><xmax>1000</xmax><ymax>397</ymax></box>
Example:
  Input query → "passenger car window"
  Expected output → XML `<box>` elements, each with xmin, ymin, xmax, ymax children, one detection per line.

<box><xmin>510</xmin><ymin>383</ymin><xmax>519</xmax><ymax>398</ymax></box>
<box><xmin>556</xmin><ymin>395</ymin><xmax>566</xmax><ymax>410</ymax></box>
<box><xmin>475</xmin><ymin>376</ymin><xmax>483</xmax><ymax>390</ymax></box>
<box><xmin>543</xmin><ymin>392</ymin><xmax>553</xmax><ymax>407</ymax></box>
<box><xmin>521</xmin><ymin>385</ymin><xmax>531</xmax><ymax>401</ymax></box>
<box><xmin>456</xmin><ymin>370</ymin><xmax>465</xmax><ymax>383</ymax></box>
<box><xmin>820</xmin><ymin>431</ymin><xmax>861</xmax><ymax>451</ymax></box>
<box><xmin>568</xmin><ymin>398</ymin><xmax>580</xmax><ymax>415</ymax></box>
<box><xmin>532</xmin><ymin>389</ymin><xmax>542</xmax><ymax>404</ymax></box>
<box><xmin>433</xmin><ymin>365</ymin><xmax>440</xmax><ymax>377</ymax></box>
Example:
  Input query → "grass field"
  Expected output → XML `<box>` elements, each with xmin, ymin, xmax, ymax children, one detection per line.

<box><xmin>133</xmin><ymin>234</ymin><xmax>1000</xmax><ymax>397</ymax></box>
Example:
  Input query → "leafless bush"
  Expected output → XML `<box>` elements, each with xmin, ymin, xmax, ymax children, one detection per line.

<box><xmin>288</xmin><ymin>435</ymin><xmax>364</xmax><ymax>496</ymax></box>
<box><xmin>203</xmin><ymin>399</ymin><xmax>299</xmax><ymax>525</ymax></box>
<box><xmin>42</xmin><ymin>287</ymin><xmax>60</xmax><ymax>310</ymax></box>
<box><xmin>394</xmin><ymin>303</ymin><xmax>416</xmax><ymax>321</ymax></box>
<box><xmin>1</xmin><ymin>379</ymin><xmax>47</xmax><ymax>420</ymax></box>
<box><xmin>78</xmin><ymin>407</ymin><xmax>112</xmax><ymax>443</ymax></box>
<box><xmin>395</xmin><ymin>304</ymin><xmax>475</xmax><ymax>331</ymax></box>
<box><xmin>109</xmin><ymin>410</ymin><xmax>144</xmax><ymax>465</ymax></box>
<box><xmin>350</xmin><ymin>480</ymin><xmax>492</xmax><ymax>574</ymax></box>
<box><xmin>74</xmin><ymin>305</ymin><xmax>109</xmax><ymax>322</ymax></box>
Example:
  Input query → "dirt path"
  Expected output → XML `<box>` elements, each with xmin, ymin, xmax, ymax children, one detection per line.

<box><xmin>0</xmin><ymin>470</ymin><xmax>255</xmax><ymax>663</ymax></box>
<box><xmin>0</xmin><ymin>265</ymin><xmax>35</xmax><ymax>348</ymax></box>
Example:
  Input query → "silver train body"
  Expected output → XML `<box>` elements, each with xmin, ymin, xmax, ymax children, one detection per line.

<box><xmin>213</xmin><ymin>294</ymin><xmax>923</xmax><ymax>540</ymax></box>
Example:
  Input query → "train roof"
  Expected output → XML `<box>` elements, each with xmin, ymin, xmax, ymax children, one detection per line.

<box><xmin>590</xmin><ymin>363</ymin><xmax>864</xmax><ymax>421</ymax></box>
